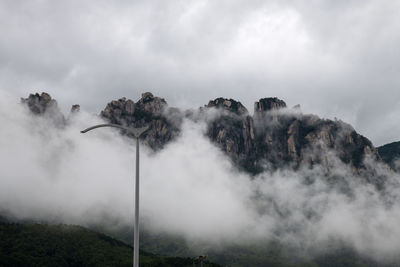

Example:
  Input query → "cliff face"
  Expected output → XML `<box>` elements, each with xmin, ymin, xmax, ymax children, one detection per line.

<box><xmin>100</xmin><ymin>92</ymin><xmax>181</xmax><ymax>150</ymax></box>
<box><xmin>378</xmin><ymin>141</ymin><xmax>400</xmax><ymax>171</ymax></box>
<box><xmin>204</xmin><ymin>97</ymin><xmax>380</xmax><ymax>175</ymax></box>
<box><xmin>99</xmin><ymin>93</ymin><xmax>380</xmax><ymax>177</ymax></box>
<box><xmin>21</xmin><ymin>92</ymin><xmax>382</xmax><ymax>179</ymax></box>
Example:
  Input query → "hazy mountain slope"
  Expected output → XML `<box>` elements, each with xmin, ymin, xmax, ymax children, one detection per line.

<box><xmin>0</xmin><ymin>219</ymin><xmax>390</xmax><ymax>267</ymax></box>
<box><xmin>137</xmin><ymin>231</ymin><xmax>384</xmax><ymax>267</ymax></box>
<box><xmin>203</xmin><ymin>97</ymin><xmax>380</xmax><ymax>175</ymax></box>
<box><xmin>378</xmin><ymin>141</ymin><xmax>400</xmax><ymax>170</ymax></box>
<box><xmin>17</xmin><ymin>92</ymin><xmax>399</xmax><ymax>267</ymax></box>
<box><xmin>21</xmin><ymin>92</ymin><xmax>382</xmax><ymax>178</ymax></box>
<box><xmin>0</xmin><ymin>221</ymin><xmax>220</xmax><ymax>267</ymax></box>
<box><xmin>97</xmin><ymin>92</ymin><xmax>384</xmax><ymax>185</ymax></box>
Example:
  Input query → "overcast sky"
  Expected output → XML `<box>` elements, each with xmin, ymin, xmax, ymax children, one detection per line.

<box><xmin>1</xmin><ymin>0</ymin><xmax>399</xmax><ymax>146</ymax></box>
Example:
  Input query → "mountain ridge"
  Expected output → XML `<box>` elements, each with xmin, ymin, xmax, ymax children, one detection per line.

<box><xmin>96</xmin><ymin>92</ymin><xmax>384</xmax><ymax>182</ymax></box>
<box><xmin>22</xmin><ymin>92</ymin><xmax>389</xmax><ymax>186</ymax></box>
<box><xmin>377</xmin><ymin>141</ymin><xmax>400</xmax><ymax>171</ymax></box>
<box><xmin>16</xmin><ymin>91</ymin><xmax>400</xmax><ymax>266</ymax></box>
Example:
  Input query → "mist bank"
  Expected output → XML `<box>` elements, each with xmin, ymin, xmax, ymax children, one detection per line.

<box><xmin>1</xmin><ymin>90</ymin><xmax>400</xmax><ymax>264</ymax></box>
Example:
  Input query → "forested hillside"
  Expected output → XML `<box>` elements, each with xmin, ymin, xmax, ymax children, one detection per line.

<box><xmin>0</xmin><ymin>221</ymin><xmax>220</xmax><ymax>267</ymax></box>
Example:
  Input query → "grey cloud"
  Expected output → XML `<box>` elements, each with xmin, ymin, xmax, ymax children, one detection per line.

<box><xmin>2</xmin><ymin>89</ymin><xmax>400</xmax><ymax>263</ymax></box>
<box><xmin>0</xmin><ymin>0</ymin><xmax>399</xmax><ymax>145</ymax></box>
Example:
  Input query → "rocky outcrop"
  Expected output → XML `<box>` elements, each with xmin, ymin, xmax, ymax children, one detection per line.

<box><xmin>70</xmin><ymin>105</ymin><xmax>80</xmax><ymax>113</ymax></box>
<box><xmin>206</xmin><ymin>98</ymin><xmax>248</xmax><ymax>116</ymax></box>
<box><xmin>100</xmin><ymin>92</ymin><xmax>181</xmax><ymax>150</ymax></box>
<box><xmin>378</xmin><ymin>141</ymin><xmax>400</xmax><ymax>171</ymax></box>
<box><xmin>22</xmin><ymin>92</ymin><xmax>383</xmax><ymax>182</ymax></box>
<box><xmin>254</xmin><ymin>97</ymin><xmax>287</xmax><ymax>114</ymax></box>
<box><xmin>22</xmin><ymin>92</ymin><xmax>56</xmax><ymax>114</ymax></box>
<box><xmin>21</xmin><ymin>92</ymin><xmax>65</xmax><ymax>125</ymax></box>
<box><xmin>204</xmin><ymin>97</ymin><xmax>380</xmax><ymax>176</ymax></box>
<box><xmin>254</xmin><ymin>97</ymin><xmax>287</xmax><ymax>123</ymax></box>
<box><xmin>86</xmin><ymin>92</ymin><xmax>383</xmax><ymax>177</ymax></box>
<box><xmin>203</xmin><ymin>98</ymin><xmax>257</xmax><ymax>172</ymax></box>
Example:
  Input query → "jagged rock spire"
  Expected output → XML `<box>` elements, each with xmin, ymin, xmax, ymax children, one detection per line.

<box><xmin>21</xmin><ymin>92</ymin><xmax>65</xmax><ymax>125</ymax></box>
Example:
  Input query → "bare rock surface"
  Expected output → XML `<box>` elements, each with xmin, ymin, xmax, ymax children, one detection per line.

<box><xmin>100</xmin><ymin>92</ymin><xmax>180</xmax><ymax>150</ymax></box>
<box><xmin>22</xmin><ymin>92</ymin><xmax>384</xmax><ymax>187</ymax></box>
<box><xmin>21</xmin><ymin>92</ymin><xmax>65</xmax><ymax>125</ymax></box>
<box><xmin>203</xmin><ymin>97</ymin><xmax>380</xmax><ymax>177</ymax></box>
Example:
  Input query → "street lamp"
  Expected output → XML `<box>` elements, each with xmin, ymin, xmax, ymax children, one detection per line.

<box><xmin>81</xmin><ymin>123</ymin><xmax>149</xmax><ymax>267</ymax></box>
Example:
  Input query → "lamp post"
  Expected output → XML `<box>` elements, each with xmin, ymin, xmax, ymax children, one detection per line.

<box><xmin>81</xmin><ymin>123</ymin><xmax>149</xmax><ymax>267</ymax></box>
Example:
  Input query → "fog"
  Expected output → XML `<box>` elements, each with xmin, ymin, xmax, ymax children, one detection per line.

<box><xmin>1</xmin><ymin>1</ymin><xmax>400</xmax><ymax>146</ymax></box>
<box><xmin>1</xmin><ymin>89</ymin><xmax>400</xmax><ymax>262</ymax></box>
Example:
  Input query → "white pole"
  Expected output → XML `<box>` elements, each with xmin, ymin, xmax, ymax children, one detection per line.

<box><xmin>133</xmin><ymin>137</ymin><xmax>140</xmax><ymax>267</ymax></box>
<box><xmin>80</xmin><ymin>124</ymin><xmax>148</xmax><ymax>267</ymax></box>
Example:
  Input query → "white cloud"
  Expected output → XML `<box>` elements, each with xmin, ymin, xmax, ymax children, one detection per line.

<box><xmin>0</xmin><ymin>1</ymin><xmax>399</xmax><ymax>140</ymax></box>
<box><xmin>2</xmin><ymin>89</ymin><xmax>400</xmax><ymax>262</ymax></box>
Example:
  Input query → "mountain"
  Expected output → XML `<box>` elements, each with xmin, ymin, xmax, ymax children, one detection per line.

<box><xmin>377</xmin><ymin>141</ymin><xmax>400</xmax><ymax>171</ymax></box>
<box><xmin>97</xmin><ymin>92</ymin><xmax>384</xmax><ymax>185</ymax></box>
<box><xmin>0</xmin><ymin>221</ymin><xmax>220</xmax><ymax>267</ymax></box>
<box><xmin>203</xmin><ymin>97</ymin><xmax>379</xmax><ymax>174</ymax></box>
<box><xmin>139</xmin><ymin>234</ymin><xmax>385</xmax><ymax>267</ymax></box>
<box><xmin>21</xmin><ymin>92</ymin><xmax>386</xmax><ymax>184</ymax></box>
<box><xmin>17</xmin><ymin>92</ymin><xmax>399</xmax><ymax>266</ymax></box>
<box><xmin>0</xmin><ymin>220</ymin><xmax>386</xmax><ymax>267</ymax></box>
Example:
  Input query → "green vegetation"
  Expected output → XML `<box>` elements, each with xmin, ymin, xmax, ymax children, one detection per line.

<box><xmin>0</xmin><ymin>222</ymin><xmax>220</xmax><ymax>267</ymax></box>
<box><xmin>0</xmin><ymin>220</ymin><xmax>394</xmax><ymax>266</ymax></box>
<box><xmin>137</xmin><ymin>232</ymin><xmax>388</xmax><ymax>267</ymax></box>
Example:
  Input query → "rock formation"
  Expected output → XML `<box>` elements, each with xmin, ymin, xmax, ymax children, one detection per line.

<box><xmin>100</xmin><ymin>94</ymin><xmax>381</xmax><ymax>179</ymax></box>
<box><xmin>100</xmin><ymin>92</ymin><xmax>181</xmax><ymax>150</ymax></box>
<box><xmin>22</xmin><ymin>92</ymin><xmax>383</xmax><ymax>185</ymax></box>
<box><xmin>204</xmin><ymin>98</ymin><xmax>257</xmax><ymax>172</ymax></box>
<box><xmin>204</xmin><ymin>97</ymin><xmax>380</xmax><ymax>176</ymax></box>
<box><xmin>21</xmin><ymin>92</ymin><xmax>65</xmax><ymax>125</ymax></box>
<box><xmin>254</xmin><ymin>97</ymin><xmax>287</xmax><ymax>116</ymax></box>
<box><xmin>70</xmin><ymin>104</ymin><xmax>80</xmax><ymax>113</ymax></box>
<box><xmin>378</xmin><ymin>141</ymin><xmax>400</xmax><ymax>171</ymax></box>
<box><xmin>205</xmin><ymin>98</ymin><xmax>248</xmax><ymax>116</ymax></box>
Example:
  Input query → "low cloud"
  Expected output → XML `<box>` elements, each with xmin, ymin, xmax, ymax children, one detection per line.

<box><xmin>1</xmin><ymin>89</ymin><xmax>400</xmax><ymax>263</ymax></box>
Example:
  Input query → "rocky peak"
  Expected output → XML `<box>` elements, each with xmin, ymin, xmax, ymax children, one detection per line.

<box><xmin>140</xmin><ymin>92</ymin><xmax>155</xmax><ymax>103</ymax></box>
<box><xmin>21</xmin><ymin>92</ymin><xmax>57</xmax><ymax>114</ymax></box>
<box><xmin>206</xmin><ymin>98</ymin><xmax>248</xmax><ymax>115</ymax></box>
<box><xmin>101</xmin><ymin>97</ymin><xmax>135</xmax><ymax>124</ymax></box>
<box><xmin>135</xmin><ymin>92</ymin><xmax>167</xmax><ymax>117</ymax></box>
<box><xmin>100</xmin><ymin>93</ymin><xmax>180</xmax><ymax>150</ymax></box>
<box><xmin>70</xmin><ymin>104</ymin><xmax>80</xmax><ymax>113</ymax></box>
<box><xmin>254</xmin><ymin>97</ymin><xmax>287</xmax><ymax>114</ymax></box>
<box><xmin>21</xmin><ymin>92</ymin><xmax>65</xmax><ymax>125</ymax></box>
<box><xmin>21</xmin><ymin>91</ymin><xmax>386</xmax><ymax>187</ymax></box>
<box><xmin>100</xmin><ymin>93</ymin><xmax>381</xmax><ymax>180</ymax></box>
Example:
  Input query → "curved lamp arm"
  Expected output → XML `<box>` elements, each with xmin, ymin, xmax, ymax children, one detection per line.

<box><xmin>80</xmin><ymin>122</ymin><xmax>149</xmax><ymax>267</ymax></box>
<box><xmin>81</xmin><ymin>123</ymin><xmax>149</xmax><ymax>138</ymax></box>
